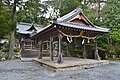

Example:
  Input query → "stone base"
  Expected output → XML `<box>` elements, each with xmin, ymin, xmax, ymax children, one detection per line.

<box><xmin>33</xmin><ymin>57</ymin><xmax>109</xmax><ymax>71</ymax></box>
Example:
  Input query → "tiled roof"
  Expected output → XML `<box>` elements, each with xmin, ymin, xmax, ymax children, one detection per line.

<box><xmin>31</xmin><ymin>7</ymin><xmax>110</xmax><ymax>37</ymax></box>
<box><xmin>0</xmin><ymin>39</ymin><xmax>8</xmax><ymax>44</ymax></box>
<box><xmin>57</xmin><ymin>21</ymin><xmax>110</xmax><ymax>32</ymax></box>
<box><xmin>17</xmin><ymin>22</ymin><xmax>43</xmax><ymax>34</ymax></box>
<box><xmin>30</xmin><ymin>24</ymin><xmax>52</xmax><ymax>37</ymax></box>
<box><xmin>55</xmin><ymin>7</ymin><xmax>110</xmax><ymax>33</ymax></box>
<box><xmin>57</xmin><ymin>8</ymin><xmax>82</xmax><ymax>22</ymax></box>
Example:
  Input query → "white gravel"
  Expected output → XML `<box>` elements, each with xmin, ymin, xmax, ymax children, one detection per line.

<box><xmin>0</xmin><ymin>60</ymin><xmax>120</xmax><ymax>80</ymax></box>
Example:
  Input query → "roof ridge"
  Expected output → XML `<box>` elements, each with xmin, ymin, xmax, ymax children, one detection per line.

<box><xmin>18</xmin><ymin>22</ymin><xmax>32</xmax><ymax>26</ymax></box>
<box><xmin>18</xmin><ymin>22</ymin><xmax>43</xmax><ymax>27</ymax></box>
<box><xmin>57</xmin><ymin>7</ymin><xmax>82</xmax><ymax>22</ymax></box>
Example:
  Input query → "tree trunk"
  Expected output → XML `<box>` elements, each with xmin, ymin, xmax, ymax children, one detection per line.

<box><xmin>9</xmin><ymin>31</ymin><xmax>15</xmax><ymax>57</ymax></box>
<box><xmin>96</xmin><ymin>0</ymin><xmax>100</xmax><ymax>20</ymax></box>
<box><xmin>57</xmin><ymin>33</ymin><xmax>63</xmax><ymax>64</ymax></box>
<box><xmin>9</xmin><ymin>0</ymin><xmax>17</xmax><ymax>57</ymax></box>
<box><xmin>107</xmin><ymin>37</ymin><xmax>115</xmax><ymax>57</ymax></box>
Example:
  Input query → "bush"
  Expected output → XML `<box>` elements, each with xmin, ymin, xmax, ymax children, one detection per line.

<box><xmin>71</xmin><ymin>49</ymin><xmax>83</xmax><ymax>57</ymax></box>
<box><xmin>116</xmin><ymin>50</ymin><xmax>120</xmax><ymax>55</ymax></box>
<box><xmin>1</xmin><ymin>48</ymin><xmax>21</xmax><ymax>53</ymax></box>
<box><xmin>4</xmin><ymin>55</ymin><xmax>11</xmax><ymax>60</ymax></box>
<box><xmin>0</xmin><ymin>56</ymin><xmax>3</xmax><ymax>60</ymax></box>
<box><xmin>1</xmin><ymin>48</ymin><xmax>9</xmax><ymax>52</ymax></box>
<box><xmin>14</xmin><ymin>48</ymin><xmax>20</xmax><ymax>53</ymax></box>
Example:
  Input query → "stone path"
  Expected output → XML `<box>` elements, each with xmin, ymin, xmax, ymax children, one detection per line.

<box><xmin>0</xmin><ymin>60</ymin><xmax>120</xmax><ymax>80</ymax></box>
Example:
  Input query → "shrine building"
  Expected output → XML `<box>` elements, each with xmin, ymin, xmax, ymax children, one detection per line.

<box><xmin>31</xmin><ymin>8</ymin><xmax>110</xmax><ymax>64</ymax></box>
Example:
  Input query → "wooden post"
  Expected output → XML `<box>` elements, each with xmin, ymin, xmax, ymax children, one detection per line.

<box><xmin>94</xmin><ymin>39</ymin><xmax>101</xmax><ymax>60</ymax></box>
<box><xmin>50</xmin><ymin>35</ymin><xmax>54</xmax><ymax>61</ymax></box>
<box><xmin>38</xmin><ymin>41</ymin><xmax>42</xmax><ymax>59</ymax></box>
<box><xmin>23</xmin><ymin>41</ymin><xmax>25</xmax><ymax>50</ymax></box>
<box><xmin>57</xmin><ymin>33</ymin><xmax>63</xmax><ymax>64</ymax></box>
<box><xmin>31</xmin><ymin>41</ymin><xmax>32</xmax><ymax>50</ymax></box>
<box><xmin>83</xmin><ymin>40</ymin><xmax>86</xmax><ymax>59</ymax></box>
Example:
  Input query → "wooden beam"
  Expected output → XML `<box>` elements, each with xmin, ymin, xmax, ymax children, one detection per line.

<box><xmin>38</xmin><ymin>41</ymin><xmax>42</xmax><ymax>59</ymax></box>
<box><xmin>50</xmin><ymin>35</ymin><xmax>54</xmax><ymax>61</ymax></box>
<box><xmin>57</xmin><ymin>33</ymin><xmax>63</xmax><ymax>64</ymax></box>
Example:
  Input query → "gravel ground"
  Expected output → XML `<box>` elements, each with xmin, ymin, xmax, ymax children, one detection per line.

<box><xmin>0</xmin><ymin>60</ymin><xmax>120</xmax><ymax>80</ymax></box>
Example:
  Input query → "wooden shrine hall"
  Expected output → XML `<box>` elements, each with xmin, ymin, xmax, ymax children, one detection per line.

<box><xmin>32</xmin><ymin>7</ymin><xmax>110</xmax><ymax>64</ymax></box>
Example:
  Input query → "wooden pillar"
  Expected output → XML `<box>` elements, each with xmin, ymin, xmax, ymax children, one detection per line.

<box><xmin>57</xmin><ymin>33</ymin><xmax>63</xmax><ymax>64</ymax></box>
<box><xmin>94</xmin><ymin>39</ymin><xmax>101</xmax><ymax>60</ymax></box>
<box><xmin>50</xmin><ymin>35</ymin><xmax>54</xmax><ymax>61</ymax></box>
<box><xmin>83</xmin><ymin>40</ymin><xmax>86</xmax><ymax>59</ymax></box>
<box><xmin>38</xmin><ymin>41</ymin><xmax>42</xmax><ymax>59</ymax></box>
<box><xmin>23</xmin><ymin>41</ymin><xmax>25</xmax><ymax>50</ymax></box>
<box><xmin>31</xmin><ymin>41</ymin><xmax>32</xmax><ymax>50</ymax></box>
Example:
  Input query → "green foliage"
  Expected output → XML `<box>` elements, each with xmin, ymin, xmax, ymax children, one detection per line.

<box><xmin>100</xmin><ymin>0</ymin><xmax>120</xmax><ymax>27</ymax></box>
<box><xmin>97</xmin><ymin>36</ymin><xmax>108</xmax><ymax>49</ymax></box>
<box><xmin>0</xmin><ymin>56</ymin><xmax>3</xmax><ymax>60</ymax></box>
<box><xmin>14</xmin><ymin>48</ymin><xmax>20</xmax><ymax>52</ymax></box>
<box><xmin>4</xmin><ymin>55</ymin><xmax>11</xmax><ymax>60</ymax></box>
<box><xmin>9</xmin><ymin>21</ymin><xmax>17</xmax><ymax>31</ymax></box>
<box><xmin>80</xmin><ymin>0</ymin><xmax>120</xmax><ymax>57</ymax></box>
<box><xmin>1</xmin><ymin>48</ymin><xmax>9</xmax><ymax>52</ymax></box>
<box><xmin>0</xmin><ymin>1</ymin><xmax>10</xmax><ymax>39</ymax></box>
<box><xmin>17</xmin><ymin>0</ymin><xmax>49</xmax><ymax>26</ymax></box>
<box><xmin>99</xmin><ymin>0</ymin><xmax>120</xmax><ymax>56</ymax></box>
<box><xmin>1</xmin><ymin>48</ymin><xmax>20</xmax><ymax>53</ymax></box>
<box><xmin>0</xmin><ymin>15</ymin><xmax>9</xmax><ymax>39</ymax></box>
<box><xmin>59</xmin><ymin>0</ymin><xmax>81</xmax><ymax>16</ymax></box>
<box><xmin>47</xmin><ymin>0</ymin><xmax>81</xmax><ymax>18</ymax></box>
<box><xmin>116</xmin><ymin>50</ymin><xmax>120</xmax><ymax>55</ymax></box>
